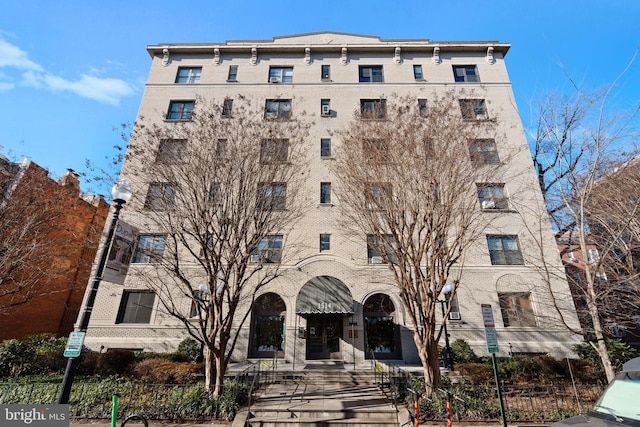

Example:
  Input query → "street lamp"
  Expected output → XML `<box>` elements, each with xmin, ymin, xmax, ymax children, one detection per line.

<box><xmin>57</xmin><ymin>179</ymin><xmax>132</xmax><ymax>404</ymax></box>
<box><xmin>438</xmin><ymin>284</ymin><xmax>454</xmax><ymax>370</ymax></box>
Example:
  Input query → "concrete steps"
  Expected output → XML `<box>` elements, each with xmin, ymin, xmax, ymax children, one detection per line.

<box><xmin>239</xmin><ymin>366</ymin><xmax>400</xmax><ymax>427</ymax></box>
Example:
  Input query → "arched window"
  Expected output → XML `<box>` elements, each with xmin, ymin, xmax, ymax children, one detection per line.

<box><xmin>363</xmin><ymin>293</ymin><xmax>401</xmax><ymax>359</ymax></box>
<box><xmin>249</xmin><ymin>293</ymin><xmax>286</xmax><ymax>358</ymax></box>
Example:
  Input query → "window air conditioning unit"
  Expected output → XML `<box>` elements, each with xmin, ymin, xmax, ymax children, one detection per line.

<box><xmin>370</xmin><ymin>256</ymin><xmax>384</xmax><ymax>264</ymax></box>
<box><xmin>269</xmin><ymin>77</ymin><xmax>281</xmax><ymax>83</ymax></box>
<box><xmin>449</xmin><ymin>312</ymin><xmax>461</xmax><ymax>321</ymax></box>
<box><xmin>250</xmin><ymin>254</ymin><xmax>261</xmax><ymax>263</ymax></box>
<box><xmin>321</xmin><ymin>105</ymin><xmax>330</xmax><ymax>115</ymax></box>
<box><xmin>482</xmin><ymin>200</ymin><xmax>496</xmax><ymax>209</ymax></box>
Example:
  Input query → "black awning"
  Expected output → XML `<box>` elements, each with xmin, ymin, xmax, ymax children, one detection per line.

<box><xmin>295</xmin><ymin>275</ymin><xmax>354</xmax><ymax>315</ymax></box>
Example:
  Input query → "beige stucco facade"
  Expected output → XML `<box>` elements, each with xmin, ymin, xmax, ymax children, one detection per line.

<box><xmin>85</xmin><ymin>32</ymin><xmax>582</xmax><ymax>365</ymax></box>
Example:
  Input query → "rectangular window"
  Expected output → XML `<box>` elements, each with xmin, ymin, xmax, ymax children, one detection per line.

<box><xmin>477</xmin><ymin>184</ymin><xmax>509</xmax><ymax>210</ymax></box>
<box><xmin>117</xmin><ymin>291</ymin><xmax>155</xmax><ymax>324</ymax></box>
<box><xmin>321</xmin><ymin>99</ymin><xmax>331</xmax><ymax>116</ymax></box>
<box><xmin>320</xmin><ymin>182</ymin><xmax>331</xmax><ymax>204</ymax></box>
<box><xmin>320</xmin><ymin>138</ymin><xmax>332</xmax><ymax>158</ymax></box>
<box><xmin>144</xmin><ymin>183</ymin><xmax>177</xmax><ymax>210</ymax></box>
<box><xmin>469</xmin><ymin>139</ymin><xmax>500</xmax><ymax>163</ymax></box>
<box><xmin>487</xmin><ymin>235</ymin><xmax>524</xmax><ymax>265</ymax></box>
<box><xmin>227</xmin><ymin>65</ymin><xmax>238</xmax><ymax>81</ymax></box>
<box><xmin>498</xmin><ymin>292</ymin><xmax>536</xmax><ymax>327</ymax></box>
<box><xmin>367</xmin><ymin>234</ymin><xmax>398</xmax><ymax>264</ymax></box>
<box><xmin>265</xmin><ymin>99</ymin><xmax>292</xmax><ymax>120</ymax></box>
<box><xmin>175</xmin><ymin>67</ymin><xmax>201</xmax><ymax>84</ymax></box>
<box><xmin>359</xmin><ymin>65</ymin><xmax>384</xmax><ymax>83</ymax></box>
<box><xmin>447</xmin><ymin>293</ymin><xmax>461</xmax><ymax>320</ymax></box>
<box><xmin>167</xmin><ymin>100</ymin><xmax>194</xmax><ymax>120</ymax></box>
<box><xmin>208</xmin><ymin>183</ymin><xmax>222</xmax><ymax>205</ymax></box>
<box><xmin>222</xmin><ymin>99</ymin><xmax>233</xmax><ymax>117</ymax></box>
<box><xmin>413</xmin><ymin>64</ymin><xmax>424</xmax><ymax>80</ymax></box>
<box><xmin>269</xmin><ymin>66</ymin><xmax>293</xmax><ymax>83</ymax></box>
<box><xmin>258</xmin><ymin>183</ymin><xmax>287</xmax><ymax>210</ymax></box>
<box><xmin>321</xmin><ymin>65</ymin><xmax>331</xmax><ymax>80</ymax></box>
<box><xmin>215</xmin><ymin>139</ymin><xmax>227</xmax><ymax>159</ymax></box>
<box><xmin>252</xmin><ymin>235</ymin><xmax>283</xmax><ymax>263</ymax></box>
<box><xmin>133</xmin><ymin>235</ymin><xmax>166</xmax><ymax>263</ymax></box>
<box><xmin>156</xmin><ymin>139</ymin><xmax>185</xmax><ymax>163</ymax></box>
<box><xmin>587</xmin><ymin>248</ymin><xmax>600</xmax><ymax>263</ymax></box>
<box><xmin>366</xmin><ymin>183</ymin><xmax>392</xmax><ymax>210</ymax></box>
<box><xmin>190</xmin><ymin>288</ymin><xmax>208</xmax><ymax>318</ymax></box>
<box><xmin>459</xmin><ymin>99</ymin><xmax>488</xmax><ymax>120</ymax></box>
<box><xmin>418</xmin><ymin>99</ymin><xmax>428</xmax><ymax>117</ymax></box>
<box><xmin>360</xmin><ymin>99</ymin><xmax>387</xmax><ymax>120</ymax></box>
<box><xmin>260</xmin><ymin>139</ymin><xmax>289</xmax><ymax>163</ymax></box>
<box><xmin>320</xmin><ymin>234</ymin><xmax>331</xmax><ymax>252</ymax></box>
<box><xmin>453</xmin><ymin>65</ymin><xmax>480</xmax><ymax>83</ymax></box>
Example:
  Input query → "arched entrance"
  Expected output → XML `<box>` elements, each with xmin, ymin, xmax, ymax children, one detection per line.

<box><xmin>364</xmin><ymin>293</ymin><xmax>401</xmax><ymax>359</ymax></box>
<box><xmin>249</xmin><ymin>293</ymin><xmax>286</xmax><ymax>358</ymax></box>
<box><xmin>296</xmin><ymin>276</ymin><xmax>354</xmax><ymax>360</ymax></box>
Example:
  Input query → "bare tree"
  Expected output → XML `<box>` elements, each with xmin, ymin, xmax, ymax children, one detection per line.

<box><xmin>530</xmin><ymin>73</ymin><xmax>640</xmax><ymax>381</ymax></box>
<box><xmin>333</xmin><ymin>94</ymin><xmax>499</xmax><ymax>391</ymax></box>
<box><xmin>122</xmin><ymin>97</ymin><xmax>310</xmax><ymax>398</ymax></box>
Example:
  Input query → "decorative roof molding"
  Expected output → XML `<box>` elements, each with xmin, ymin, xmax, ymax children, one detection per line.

<box><xmin>394</xmin><ymin>46</ymin><xmax>401</xmax><ymax>64</ymax></box>
<box><xmin>250</xmin><ymin>46</ymin><xmax>257</xmax><ymax>65</ymax></box>
<box><xmin>341</xmin><ymin>46</ymin><xmax>348</xmax><ymax>65</ymax></box>
<box><xmin>162</xmin><ymin>48</ymin><xmax>170</xmax><ymax>66</ymax></box>
<box><xmin>304</xmin><ymin>47</ymin><xmax>311</xmax><ymax>65</ymax></box>
<box><xmin>486</xmin><ymin>46</ymin><xmax>495</xmax><ymax>64</ymax></box>
<box><xmin>432</xmin><ymin>46</ymin><xmax>441</xmax><ymax>64</ymax></box>
<box><xmin>213</xmin><ymin>47</ymin><xmax>220</xmax><ymax>65</ymax></box>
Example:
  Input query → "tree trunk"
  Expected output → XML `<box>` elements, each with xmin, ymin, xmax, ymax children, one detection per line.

<box><xmin>415</xmin><ymin>331</ymin><xmax>441</xmax><ymax>394</ymax></box>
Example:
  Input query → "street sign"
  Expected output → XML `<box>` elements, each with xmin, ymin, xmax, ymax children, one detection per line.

<box><xmin>63</xmin><ymin>331</ymin><xmax>86</xmax><ymax>358</ymax></box>
<box><xmin>481</xmin><ymin>304</ymin><xmax>499</xmax><ymax>354</ymax></box>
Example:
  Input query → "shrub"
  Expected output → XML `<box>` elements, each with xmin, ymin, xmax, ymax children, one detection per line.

<box><xmin>450</xmin><ymin>339</ymin><xmax>479</xmax><ymax>364</ymax></box>
<box><xmin>455</xmin><ymin>362</ymin><xmax>492</xmax><ymax>385</ymax></box>
<box><xmin>96</xmin><ymin>349</ymin><xmax>136</xmax><ymax>376</ymax></box>
<box><xmin>177</xmin><ymin>337</ymin><xmax>202</xmax><ymax>362</ymax></box>
<box><xmin>131</xmin><ymin>358</ymin><xmax>203</xmax><ymax>384</ymax></box>
<box><xmin>573</xmin><ymin>338</ymin><xmax>638</xmax><ymax>376</ymax></box>
<box><xmin>0</xmin><ymin>334</ymin><xmax>67</xmax><ymax>377</ymax></box>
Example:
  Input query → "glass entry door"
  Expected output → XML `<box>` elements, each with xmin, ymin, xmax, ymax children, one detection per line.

<box><xmin>306</xmin><ymin>315</ymin><xmax>342</xmax><ymax>360</ymax></box>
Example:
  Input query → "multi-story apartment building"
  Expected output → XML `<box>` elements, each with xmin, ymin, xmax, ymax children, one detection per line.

<box><xmin>85</xmin><ymin>32</ymin><xmax>582</xmax><ymax>365</ymax></box>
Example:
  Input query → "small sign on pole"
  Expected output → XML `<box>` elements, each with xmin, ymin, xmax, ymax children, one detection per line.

<box><xmin>63</xmin><ymin>331</ymin><xmax>86</xmax><ymax>358</ymax></box>
<box><xmin>481</xmin><ymin>304</ymin><xmax>499</xmax><ymax>353</ymax></box>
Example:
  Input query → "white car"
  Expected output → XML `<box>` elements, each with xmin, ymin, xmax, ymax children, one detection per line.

<box><xmin>551</xmin><ymin>357</ymin><xmax>640</xmax><ymax>427</ymax></box>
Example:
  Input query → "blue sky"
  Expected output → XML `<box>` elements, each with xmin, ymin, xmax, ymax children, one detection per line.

<box><xmin>1</xmin><ymin>0</ymin><xmax>639</xmax><ymax>196</ymax></box>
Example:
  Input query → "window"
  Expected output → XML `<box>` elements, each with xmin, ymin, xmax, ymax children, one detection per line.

<box><xmin>360</xmin><ymin>99</ymin><xmax>387</xmax><ymax>120</ymax></box>
<box><xmin>359</xmin><ymin>65</ymin><xmax>384</xmax><ymax>83</ymax></box>
<box><xmin>190</xmin><ymin>288</ymin><xmax>208</xmax><ymax>318</ymax></box>
<box><xmin>117</xmin><ymin>291</ymin><xmax>155</xmax><ymax>324</ymax></box>
<box><xmin>469</xmin><ymin>139</ymin><xmax>500</xmax><ymax>163</ymax></box>
<box><xmin>260</xmin><ymin>139</ymin><xmax>289</xmax><ymax>163</ymax></box>
<box><xmin>167</xmin><ymin>100</ymin><xmax>194</xmax><ymax>120</ymax></box>
<box><xmin>413</xmin><ymin>64</ymin><xmax>424</xmax><ymax>80</ymax></box>
<box><xmin>215</xmin><ymin>139</ymin><xmax>227</xmax><ymax>158</ymax></box>
<box><xmin>321</xmin><ymin>99</ymin><xmax>331</xmax><ymax>116</ymax></box>
<box><xmin>268</xmin><ymin>66</ymin><xmax>293</xmax><ymax>83</ymax></box>
<box><xmin>320</xmin><ymin>138</ymin><xmax>332</xmax><ymax>158</ymax></box>
<box><xmin>208</xmin><ymin>183</ymin><xmax>222</xmax><ymax>205</ymax></box>
<box><xmin>156</xmin><ymin>139</ymin><xmax>185</xmax><ymax>163</ymax></box>
<box><xmin>175</xmin><ymin>67</ymin><xmax>201</xmax><ymax>84</ymax></box>
<box><xmin>133</xmin><ymin>235</ymin><xmax>166</xmax><ymax>263</ymax></box>
<box><xmin>367</xmin><ymin>234</ymin><xmax>398</xmax><ymax>264</ymax></box>
<box><xmin>363</xmin><ymin>139</ymin><xmax>389</xmax><ymax>162</ymax></box>
<box><xmin>252</xmin><ymin>235</ymin><xmax>283</xmax><ymax>263</ymax></box>
<box><xmin>258</xmin><ymin>183</ymin><xmax>286</xmax><ymax>210</ymax></box>
<box><xmin>459</xmin><ymin>99</ymin><xmax>488</xmax><ymax>120</ymax></box>
<box><xmin>418</xmin><ymin>99</ymin><xmax>428</xmax><ymax>117</ymax></box>
<box><xmin>222</xmin><ymin>99</ymin><xmax>233</xmax><ymax>117</ymax></box>
<box><xmin>477</xmin><ymin>184</ymin><xmax>509</xmax><ymax>210</ymax></box>
<box><xmin>587</xmin><ymin>248</ymin><xmax>600</xmax><ymax>263</ymax></box>
<box><xmin>453</xmin><ymin>65</ymin><xmax>480</xmax><ymax>83</ymax></box>
<box><xmin>498</xmin><ymin>292</ymin><xmax>536</xmax><ymax>327</ymax></box>
<box><xmin>265</xmin><ymin>99</ymin><xmax>292</xmax><ymax>120</ymax></box>
<box><xmin>144</xmin><ymin>183</ymin><xmax>177</xmax><ymax>210</ymax></box>
<box><xmin>321</xmin><ymin>64</ymin><xmax>330</xmax><ymax>80</ymax></box>
<box><xmin>447</xmin><ymin>293</ymin><xmax>461</xmax><ymax>320</ymax></box>
<box><xmin>320</xmin><ymin>182</ymin><xmax>331</xmax><ymax>204</ymax></box>
<box><xmin>366</xmin><ymin>183</ymin><xmax>392</xmax><ymax>210</ymax></box>
<box><xmin>227</xmin><ymin>65</ymin><xmax>238</xmax><ymax>81</ymax></box>
<box><xmin>487</xmin><ymin>235</ymin><xmax>524</xmax><ymax>265</ymax></box>
<box><xmin>320</xmin><ymin>234</ymin><xmax>331</xmax><ymax>252</ymax></box>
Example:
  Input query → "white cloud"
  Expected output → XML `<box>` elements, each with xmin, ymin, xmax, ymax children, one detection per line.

<box><xmin>42</xmin><ymin>73</ymin><xmax>135</xmax><ymax>105</ymax></box>
<box><xmin>0</xmin><ymin>39</ymin><xmax>43</xmax><ymax>71</ymax></box>
<box><xmin>1</xmin><ymin>38</ymin><xmax>135</xmax><ymax>105</ymax></box>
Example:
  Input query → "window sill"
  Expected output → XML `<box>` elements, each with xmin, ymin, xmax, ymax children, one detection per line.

<box><xmin>164</xmin><ymin>119</ymin><xmax>192</xmax><ymax>122</ymax></box>
<box><xmin>226</xmin><ymin>79</ymin><xmax>238</xmax><ymax>83</ymax></box>
<box><xmin>319</xmin><ymin>203</ymin><xmax>334</xmax><ymax>207</ymax></box>
<box><xmin>481</xmin><ymin>208</ymin><xmax>516</xmax><ymax>213</ymax></box>
<box><xmin>321</xmin><ymin>156</ymin><xmax>335</xmax><ymax>160</ymax></box>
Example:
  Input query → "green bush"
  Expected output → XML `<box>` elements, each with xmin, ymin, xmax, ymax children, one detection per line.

<box><xmin>573</xmin><ymin>338</ymin><xmax>638</xmax><ymax>376</ymax></box>
<box><xmin>0</xmin><ymin>334</ymin><xmax>68</xmax><ymax>377</ymax></box>
<box><xmin>96</xmin><ymin>349</ymin><xmax>136</xmax><ymax>376</ymax></box>
<box><xmin>450</xmin><ymin>339</ymin><xmax>479</xmax><ymax>364</ymax></box>
<box><xmin>177</xmin><ymin>337</ymin><xmax>202</xmax><ymax>362</ymax></box>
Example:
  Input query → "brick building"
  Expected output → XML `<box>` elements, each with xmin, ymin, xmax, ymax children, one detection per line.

<box><xmin>0</xmin><ymin>155</ymin><xmax>109</xmax><ymax>339</ymax></box>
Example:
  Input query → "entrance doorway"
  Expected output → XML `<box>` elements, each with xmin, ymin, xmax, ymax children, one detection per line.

<box><xmin>306</xmin><ymin>315</ymin><xmax>343</xmax><ymax>360</ymax></box>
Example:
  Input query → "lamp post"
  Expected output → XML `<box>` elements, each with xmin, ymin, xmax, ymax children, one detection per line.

<box><xmin>438</xmin><ymin>284</ymin><xmax>454</xmax><ymax>370</ymax></box>
<box><xmin>57</xmin><ymin>179</ymin><xmax>132</xmax><ymax>404</ymax></box>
